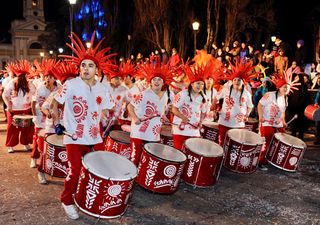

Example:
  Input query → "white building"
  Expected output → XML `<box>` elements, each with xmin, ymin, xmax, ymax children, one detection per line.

<box><xmin>0</xmin><ymin>0</ymin><xmax>47</xmax><ymax>68</ymax></box>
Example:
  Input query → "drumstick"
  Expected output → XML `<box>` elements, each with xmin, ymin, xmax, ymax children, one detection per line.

<box><xmin>286</xmin><ymin>114</ymin><xmax>298</xmax><ymax>126</ymax></box>
<box><xmin>63</xmin><ymin>131</ymin><xmax>78</xmax><ymax>141</ymax></box>
<box><xmin>140</xmin><ymin>114</ymin><xmax>160</xmax><ymax>122</ymax></box>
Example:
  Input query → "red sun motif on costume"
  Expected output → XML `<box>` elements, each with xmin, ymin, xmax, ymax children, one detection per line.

<box><xmin>73</xmin><ymin>96</ymin><xmax>88</xmax><ymax>123</ymax></box>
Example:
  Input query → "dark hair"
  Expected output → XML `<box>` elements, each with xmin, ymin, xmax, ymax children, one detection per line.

<box><xmin>14</xmin><ymin>74</ymin><xmax>29</xmax><ymax>96</ymax></box>
<box><xmin>188</xmin><ymin>83</ymin><xmax>206</xmax><ymax>103</ymax></box>
<box><xmin>275</xmin><ymin>90</ymin><xmax>288</xmax><ymax>106</ymax></box>
<box><xmin>229</xmin><ymin>84</ymin><xmax>244</xmax><ymax>105</ymax></box>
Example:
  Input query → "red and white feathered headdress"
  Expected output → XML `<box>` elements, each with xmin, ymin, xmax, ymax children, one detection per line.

<box><xmin>59</xmin><ymin>31</ymin><xmax>117</xmax><ymax>72</ymax></box>
<box><xmin>225</xmin><ymin>58</ymin><xmax>257</xmax><ymax>83</ymax></box>
<box><xmin>52</xmin><ymin>61</ymin><xmax>78</xmax><ymax>83</ymax></box>
<box><xmin>4</xmin><ymin>62</ymin><xmax>15</xmax><ymax>74</ymax></box>
<box><xmin>270</xmin><ymin>71</ymin><xmax>300</xmax><ymax>93</ymax></box>
<box><xmin>108</xmin><ymin>60</ymin><xmax>137</xmax><ymax>79</ymax></box>
<box><xmin>138</xmin><ymin>63</ymin><xmax>174</xmax><ymax>85</ymax></box>
<box><xmin>34</xmin><ymin>59</ymin><xmax>58</xmax><ymax>77</ymax></box>
<box><xmin>181</xmin><ymin>59</ymin><xmax>213</xmax><ymax>83</ymax></box>
<box><xmin>11</xmin><ymin>60</ymin><xmax>31</xmax><ymax>76</ymax></box>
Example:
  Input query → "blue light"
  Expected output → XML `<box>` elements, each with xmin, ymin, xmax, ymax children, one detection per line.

<box><xmin>82</xmin><ymin>32</ymin><xmax>88</xmax><ymax>41</ymax></box>
<box><xmin>84</xmin><ymin>4</ymin><xmax>90</xmax><ymax>14</ymax></box>
<box><xmin>96</xmin><ymin>30</ymin><xmax>101</xmax><ymax>40</ymax></box>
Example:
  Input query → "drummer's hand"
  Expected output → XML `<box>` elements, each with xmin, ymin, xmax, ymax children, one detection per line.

<box><xmin>283</xmin><ymin>122</ymin><xmax>287</xmax><ymax>128</ymax></box>
<box><xmin>134</xmin><ymin>117</ymin><xmax>141</xmax><ymax>125</ymax></box>
<box><xmin>315</xmin><ymin>103</ymin><xmax>319</xmax><ymax>107</ymax></box>
<box><xmin>181</xmin><ymin>116</ymin><xmax>189</xmax><ymax>124</ymax></box>
<box><xmin>161</xmin><ymin>116</ymin><xmax>170</xmax><ymax>123</ymax></box>
<box><xmin>55</xmin><ymin>124</ymin><xmax>65</xmax><ymax>135</ymax></box>
<box><xmin>243</xmin><ymin>116</ymin><xmax>249</xmax><ymax>122</ymax></box>
<box><xmin>259</xmin><ymin>118</ymin><xmax>265</xmax><ymax>123</ymax></box>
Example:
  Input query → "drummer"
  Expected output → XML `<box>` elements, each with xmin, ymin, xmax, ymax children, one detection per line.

<box><xmin>2</xmin><ymin>60</ymin><xmax>36</xmax><ymax>153</ymax></box>
<box><xmin>257</xmin><ymin>71</ymin><xmax>301</xmax><ymax>170</ymax></box>
<box><xmin>127</xmin><ymin>63</ymin><xmax>172</xmax><ymax>165</ymax></box>
<box><xmin>35</xmin><ymin>62</ymin><xmax>78</xmax><ymax>185</ymax></box>
<box><xmin>172</xmin><ymin>62</ymin><xmax>211</xmax><ymax>151</ymax></box>
<box><xmin>314</xmin><ymin>88</ymin><xmax>320</xmax><ymax>145</ymax></box>
<box><xmin>214</xmin><ymin>59</ymin><xmax>255</xmax><ymax>146</ymax></box>
<box><xmin>30</xmin><ymin>59</ymin><xmax>59</xmax><ymax>169</ymax></box>
<box><xmin>51</xmin><ymin>32</ymin><xmax>115</xmax><ymax>220</ymax></box>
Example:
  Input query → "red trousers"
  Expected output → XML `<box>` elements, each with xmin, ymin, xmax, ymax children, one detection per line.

<box><xmin>259</xmin><ymin>126</ymin><xmax>285</xmax><ymax>164</ymax></box>
<box><xmin>130</xmin><ymin>138</ymin><xmax>146</xmax><ymax>166</ymax></box>
<box><xmin>31</xmin><ymin>127</ymin><xmax>42</xmax><ymax>159</ymax></box>
<box><xmin>6</xmin><ymin>109</ymin><xmax>34</xmax><ymax>147</ymax></box>
<box><xmin>60</xmin><ymin>144</ymin><xmax>101</xmax><ymax>205</ymax></box>
<box><xmin>37</xmin><ymin>133</ymin><xmax>52</xmax><ymax>173</ymax></box>
<box><xmin>173</xmin><ymin>134</ymin><xmax>192</xmax><ymax>151</ymax></box>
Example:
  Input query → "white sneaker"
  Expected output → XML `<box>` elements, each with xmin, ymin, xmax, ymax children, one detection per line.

<box><xmin>38</xmin><ymin>172</ymin><xmax>48</xmax><ymax>185</ymax></box>
<box><xmin>7</xmin><ymin>147</ymin><xmax>14</xmax><ymax>153</ymax></box>
<box><xmin>30</xmin><ymin>158</ymin><xmax>37</xmax><ymax>168</ymax></box>
<box><xmin>62</xmin><ymin>203</ymin><xmax>79</xmax><ymax>220</ymax></box>
<box><xmin>24</xmin><ymin>145</ymin><xmax>31</xmax><ymax>151</ymax></box>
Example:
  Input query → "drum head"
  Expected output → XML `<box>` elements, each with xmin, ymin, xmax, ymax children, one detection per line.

<box><xmin>184</xmin><ymin>138</ymin><xmax>223</xmax><ymax>157</ymax></box>
<box><xmin>83</xmin><ymin>151</ymin><xmax>137</xmax><ymax>180</ymax></box>
<box><xmin>144</xmin><ymin>143</ymin><xmax>186</xmax><ymax>163</ymax></box>
<box><xmin>274</xmin><ymin>133</ymin><xmax>306</xmax><ymax>148</ymax></box>
<box><xmin>227</xmin><ymin>129</ymin><xmax>264</xmax><ymax>145</ymax></box>
<box><xmin>45</xmin><ymin>134</ymin><xmax>65</xmax><ymax>147</ymax></box>
<box><xmin>13</xmin><ymin>115</ymin><xmax>33</xmax><ymax>119</ymax></box>
<box><xmin>38</xmin><ymin>129</ymin><xmax>46</xmax><ymax>137</ymax></box>
<box><xmin>109</xmin><ymin>130</ymin><xmax>130</xmax><ymax>144</ymax></box>
<box><xmin>202</xmin><ymin>121</ymin><xmax>218</xmax><ymax>129</ymax></box>
<box><xmin>160</xmin><ymin>125</ymin><xmax>172</xmax><ymax>137</ymax></box>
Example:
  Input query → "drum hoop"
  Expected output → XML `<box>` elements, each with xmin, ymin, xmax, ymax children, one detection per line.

<box><xmin>45</xmin><ymin>135</ymin><xmax>65</xmax><ymax>147</ymax></box>
<box><xmin>82</xmin><ymin>152</ymin><xmax>137</xmax><ymax>181</ymax></box>
<box><xmin>274</xmin><ymin>133</ymin><xmax>307</xmax><ymax>149</ymax></box>
<box><xmin>227</xmin><ymin>129</ymin><xmax>264</xmax><ymax>145</ymax></box>
<box><xmin>185</xmin><ymin>138</ymin><xmax>223</xmax><ymax>157</ymax></box>
<box><xmin>144</xmin><ymin>143</ymin><xmax>187</xmax><ymax>163</ymax></box>
<box><xmin>74</xmin><ymin>200</ymin><xmax>125</xmax><ymax>219</ymax></box>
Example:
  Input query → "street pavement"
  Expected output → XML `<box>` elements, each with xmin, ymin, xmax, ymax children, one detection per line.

<box><xmin>0</xmin><ymin>108</ymin><xmax>319</xmax><ymax>225</ymax></box>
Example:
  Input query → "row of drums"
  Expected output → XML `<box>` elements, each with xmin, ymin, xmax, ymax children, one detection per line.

<box><xmin>37</xmin><ymin>120</ymin><xmax>307</xmax><ymax>219</ymax></box>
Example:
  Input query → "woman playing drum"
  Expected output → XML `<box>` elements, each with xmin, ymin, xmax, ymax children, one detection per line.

<box><xmin>258</xmin><ymin>71</ymin><xmax>300</xmax><ymax>170</ymax></box>
<box><xmin>127</xmin><ymin>63</ymin><xmax>172</xmax><ymax>165</ymax></box>
<box><xmin>2</xmin><ymin>60</ymin><xmax>36</xmax><ymax>153</ymax></box>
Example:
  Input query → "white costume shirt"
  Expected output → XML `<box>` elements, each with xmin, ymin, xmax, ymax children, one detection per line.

<box><xmin>204</xmin><ymin>88</ymin><xmax>218</xmax><ymax>122</ymax></box>
<box><xmin>259</xmin><ymin>91</ymin><xmax>286</xmax><ymax>128</ymax></box>
<box><xmin>217</xmin><ymin>86</ymin><xmax>253</xmax><ymax>128</ymax></box>
<box><xmin>33</xmin><ymin>84</ymin><xmax>60</xmax><ymax>128</ymax></box>
<box><xmin>172</xmin><ymin>90</ymin><xmax>208</xmax><ymax>136</ymax></box>
<box><xmin>42</xmin><ymin>90</ymin><xmax>64</xmax><ymax>134</ymax></box>
<box><xmin>54</xmin><ymin>77</ymin><xmax>114</xmax><ymax>145</ymax></box>
<box><xmin>130</xmin><ymin>88</ymin><xmax>168</xmax><ymax>142</ymax></box>
<box><xmin>3</xmin><ymin>79</ymin><xmax>36</xmax><ymax>111</ymax></box>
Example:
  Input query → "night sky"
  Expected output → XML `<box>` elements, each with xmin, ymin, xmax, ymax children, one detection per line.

<box><xmin>0</xmin><ymin>0</ymin><xmax>319</xmax><ymax>59</ymax></box>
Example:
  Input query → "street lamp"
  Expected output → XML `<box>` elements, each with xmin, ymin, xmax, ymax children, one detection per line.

<box><xmin>127</xmin><ymin>34</ymin><xmax>131</xmax><ymax>59</ymax></box>
<box><xmin>40</xmin><ymin>52</ymin><xmax>45</xmax><ymax>62</ymax></box>
<box><xmin>86</xmin><ymin>42</ymin><xmax>91</xmax><ymax>49</ymax></box>
<box><xmin>58</xmin><ymin>48</ymin><xmax>64</xmax><ymax>54</ymax></box>
<box><xmin>192</xmin><ymin>21</ymin><xmax>200</xmax><ymax>55</ymax></box>
<box><xmin>69</xmin><ymin>0</ymin><xmax>77</xmax><ymax>55</ymax></box>
<box><xmin>271</xmin><ymin>36</ymin><xmax>276</xmax><ymax>42</ymax></box>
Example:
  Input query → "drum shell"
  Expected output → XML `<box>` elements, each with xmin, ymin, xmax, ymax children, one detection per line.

<box><xmin>182</xmin><ymin>140</ymin><xmax>223</xmax><ymax>187</ymax></box>
<box><xmin>304</xmin><ymin>104</ymin><xmax>320</xmax><ymax>121</ymax></box>
<box><xmin>12</xmin><ymin>115</ymin><xmax>33</xmax><ymax>128</ymax></box>
<box><xmin>223</xmin><ymin>131</ymin><xmax>262</xmax><ymax>174</ymax></box>
<box><xmin>44</xmin><ymin>134</ymin><xmax>68</xmax><ymax>177</ymax></box>
<box><xmin>160</xmin><ymin>125</ymin><xmax>173</xmax><ymax>147</ymax></box>
<box><xmin>245</xmin><ymin>118</ymin><xmax>259</xmax><ymax>132</ymax></box>
<box><xmin>201</xmin><ymin>123</ymin><xmax>219</xmax><ymax>143</ymax></box>
<box><xmin>266</xmin><ymin>133</ymin><xmax>306</xmax><ymax>172</ymax></box>
<box><xmin>75</xmin><ymin>165</ymin><xmax>135</xmax><ymax>218</ymax></box>
<box><xmin>105</xmin><ymin>131</ymin><xmax>131</xmax><ymax>160</ymax></box>
<box><xmin>136</xmin><ymin>146</ymin><xmax>186</xmax><ymax>194</ymax></box>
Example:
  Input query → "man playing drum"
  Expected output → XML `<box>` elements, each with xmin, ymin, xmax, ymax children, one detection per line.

<box><xmin>258</xmin><ymin>71</ymin><xmax>300</xmax><ymax>170</ymax></box>
<box><xmin>51</xmin><ymin>32</ymin><xmax>116</xmax><ymax>220</ymax></box>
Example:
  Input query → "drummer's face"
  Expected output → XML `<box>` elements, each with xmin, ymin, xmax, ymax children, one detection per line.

<box><xmin>232</xmin><ymin>78</ymin><xmax>243</xmax><ymax>89</ymax></box>
<box><xmin>279</xmin><ymin>84</ymin><xmax>290</xmax><ymax>95</ymax></box>
<box><xmin>80</xmin><ymin>59</ymin><xmax>97</xmax><ymax>82</ymax></box>
<box><xmin>151</xmin><ymin>77</ymin><xmax>164</xmax><ymax>92</ymax></box>
<box><xmin>191</xmin><ymin>81</ymin><xmax>204</xmax><ymax>93</ymax></box>
<box><xmin>205</xmin><ymin>78</ymin><xmax>214</xmax><ymax>88</ymax></box>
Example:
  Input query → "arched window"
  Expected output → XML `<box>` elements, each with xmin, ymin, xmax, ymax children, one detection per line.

<box><xmin>29</xmin><ymin>42</ymin><xmax>42</xmax><ymax>49</ymax></box>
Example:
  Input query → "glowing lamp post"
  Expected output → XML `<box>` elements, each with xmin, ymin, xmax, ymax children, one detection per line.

<box><xmin>271</xmin><ymin>36</ymin><xmax>276</xmax><ymax>42</ymax></box>
<box><xmin>69</xmin><ymin>0</ymin><xmax>77</xmax><ymax>55</ymax></box>
<box><xmin>192</xmin><ymin>21</ymin><xmax>200</xmax><ymax>55</ymax></box>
